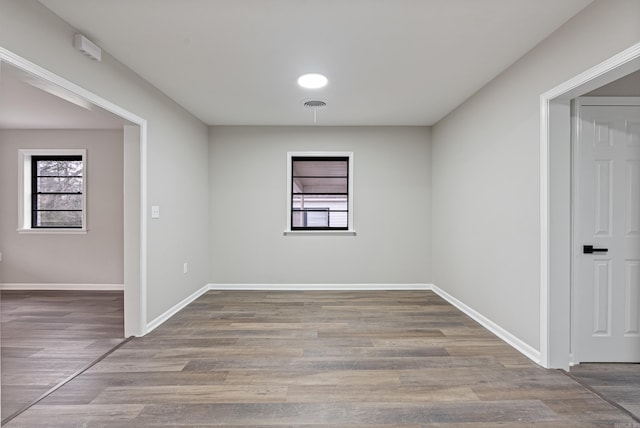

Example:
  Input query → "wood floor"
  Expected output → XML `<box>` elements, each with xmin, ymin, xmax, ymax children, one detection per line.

<box><xmin>570</xmin><ymin>363</ymin><xmax>640</xmax><ymax>421</ymax></box>
<box><xmin>1</xmin><ymin>290</ymin><xmax>124</xmax><ymax>422</ymax></box>
<box><xmin>3</xmin><ymin>290</ymin><xmax>640</xmax><ymax>427</ymax></box>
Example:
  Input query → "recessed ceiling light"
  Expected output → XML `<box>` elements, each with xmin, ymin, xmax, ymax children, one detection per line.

<box><xmin>297</xmin><ymin>73</ymin><xmax>328</xmax><ymax>89</ymax></box>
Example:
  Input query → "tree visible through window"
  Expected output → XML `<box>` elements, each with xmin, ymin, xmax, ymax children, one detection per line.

<box><xmin>31</xmin><ymin>156</ymin><xmax>84</xmax><ymax>228</ymax></box>
<box><xmin>291</xmin><ymin>156</ymin><xmax>349</xmax><ymax>230</ymax></box>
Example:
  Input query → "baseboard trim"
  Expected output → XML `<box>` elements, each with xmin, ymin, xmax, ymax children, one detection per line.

<box><xmin>0</xmin><ymin>283</ymin><xmax>124</xmax><ymax>291</ymax></box>
<box><xmin>208</xmin><ymin>283</ymin><xmax>432</xmax><ymax>291</ymax></box>
<box><xmin>145</xmin><ymin>283</ymin><xmax>210</xmax><ymax>334</ymax></box>
<box><xmin>143</xmin><ymin>282</ymin><xmax>541</xmax><ymax>366</ymax></box>
<box><xmin>430</xmin><ymin>284</ymin><xmax>541</xmax><ymax>365</ymax></box>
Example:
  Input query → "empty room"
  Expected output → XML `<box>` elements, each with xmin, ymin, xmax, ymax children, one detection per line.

<box><xmin>1</xmin><ymin>0</ymin><xmax>639</xmax><ymax>426</ymax></box>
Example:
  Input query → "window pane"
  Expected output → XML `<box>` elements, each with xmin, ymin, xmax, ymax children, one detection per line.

<box><xmin>292</xmin><ymin>210</ymin><xmax>304</xmax><ymax>227</ymax></box>
<box><xmin>36</xmin><ymin>194</ymin><xmax>83</xmax><ymax>210</ymax></box>
<box><xmin>292</xmin><ymin>194</ymin><xmax>347</xmax><ymax>210</ymax></box>
<box><xmin>36</xmin><ymin>160</ymin><xmax>83</xmax><ymax>177</ymax></box>
<box><xmin>306</xmin><ymin>210</ymin><xmax>329</xmax><ymax>227</ymax></box>
<box><xmin>292</xmin><ymin>177</ymin><xmax>347</xmax><ymax>194</ymax></box>
<box><xmin>36</xmin><ymin>211</ymin><xmax>82</xmax><ymax>228</ymax></box>
<box><xmin>292</xmin><ymin>160</ymin><xmax>347</xmax><ymax>177</ymax></box>
<box><xmin>37</xmin><ymin>177</ymin><xmax>83</xmax><ymax>193</ymax></box>
<box><xmin>329</xmin><ymin>211</ymin><xmax>348</xmax><ymax>228</ymax></box>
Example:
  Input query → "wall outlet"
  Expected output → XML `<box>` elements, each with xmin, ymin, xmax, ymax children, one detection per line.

<box><xmin>183</xmin><ymin>262</ymin><xmax>188</xmax><ymax>274</ymax></box>
<box><xmin>151</xmin><ymin>205</ymin><xmax>160</xmax><ymax>219</ymax></box>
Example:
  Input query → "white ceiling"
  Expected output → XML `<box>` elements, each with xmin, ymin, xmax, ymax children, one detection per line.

<box><xmin>0</xmin><ymin>62</ymin><xmax>132</xmax><ymax>129</ymax></box>
<box><xmin>37</xmin><ymin>0</ymin><xmax>593</xmax><ymax>126</ymax></box>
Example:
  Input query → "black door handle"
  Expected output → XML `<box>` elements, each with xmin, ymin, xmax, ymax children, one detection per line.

<box><xmin>583</xmin><ymin>245</ymin><xmax>608</xmax><ymax>254</ymax></box>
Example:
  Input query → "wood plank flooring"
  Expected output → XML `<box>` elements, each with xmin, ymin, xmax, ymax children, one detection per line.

<box><xmin>1</xmin><ymin>290</ymin><xmax>124</xmax><ymax>422</ymax></box>
<box><xmin>4</xmin><ymin>290</ymin><xmax>640</xmax><ymax>427</ymax></box>
<box><xmin>570</xmin><ymin>363</ymin><xmax>640</xmax><ymax>421</ymax></box>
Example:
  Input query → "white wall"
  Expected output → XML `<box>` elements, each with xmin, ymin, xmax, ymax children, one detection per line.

<box><xmin>432</xmin><ymin>0</ymin><xmax>640</xmax><ymax>350</ymax></box>
<box><xmin>0</xmin><ymin>129</ymin><xmax>123</xmax><ymax>284</ymax></box>
<box><xmin>0</xmin><ymin>0</ymin><xmax>210</xmax><ymax>322</ymax></box>
<box><xmin>209</xmin><ymin>126</ymin><xmax>431</xmax><ymax>285</ymax></box>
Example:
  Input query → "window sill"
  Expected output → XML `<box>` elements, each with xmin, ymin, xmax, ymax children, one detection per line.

<box><xmin>284</xmin><ymin>230</ymin><xmax>357</xmax><ymax>236</ymax></box>
<box><xmin>17</xmin><ymin>228</ymin><xmax>87</xmax><ymax>235</ymax></box>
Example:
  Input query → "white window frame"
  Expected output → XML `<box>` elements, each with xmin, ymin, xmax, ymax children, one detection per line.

<box><xmin>284</xmin><ymin>151</ymin><xmax>355</xmax><ymax>236</ymax></box>
<box><xmin>17</xmin><ymin>149</ymin><xmax>87</xmax><ymax>234</ymax></box>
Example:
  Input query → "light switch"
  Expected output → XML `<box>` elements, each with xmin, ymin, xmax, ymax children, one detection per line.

<box><xmin>151</xmin><ymin>205</ymin><xmax>160</xmax><ymax>219</ymax></box>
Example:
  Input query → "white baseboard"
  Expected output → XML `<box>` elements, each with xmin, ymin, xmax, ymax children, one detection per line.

<box><xmin>145</xmin><ymin>283</ymin><xmax>210</xmax><ymax>334</ymax></box>
<box><xmin>143</xmin><ymin>282</ymin><xmax>541</xmax><ymax>366</ymax></box>
<box><xmin>0</xmin><ymin>283</ymin><xmax>124</xmax><ymax>291</ymax></box>
<box><xmin>430</xmin><ymin>284</ymin><xmax>541</xmax><ymax>365</ymax></box>
<box><xmin>208</xmin><ymin>283</ymin><xmax>431</xmax><ymax>291</ymax></box>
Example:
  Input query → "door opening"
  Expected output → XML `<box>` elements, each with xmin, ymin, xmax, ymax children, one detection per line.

<box><xmin>541</xmin><ymin>41</ymin><xmax>640</xmax><ymax>370</ymax></box>
<box><xmin>571</xmin><ymin>97</ymin><xmax>640</xmax><ymax>363</ymax></box>
<box><xmin>0</xmin><ymin>46</ymin><xmax>147</xmax><ymax>337</ymax></box>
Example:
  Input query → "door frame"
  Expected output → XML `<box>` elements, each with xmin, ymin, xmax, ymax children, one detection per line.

<box><xmin>0</xmin><ymin>46</ymin><xmax>148</xmax><ymax>337</ymax></box>
<box><xmin>541</xmin><ymin>41</ymin><xmax>640</xmax><ymax>370</ymax></box>
<box><xmin>571</xmin><ymin>96</ymin><xmax>640</xmax><ymax>364</ymax></box>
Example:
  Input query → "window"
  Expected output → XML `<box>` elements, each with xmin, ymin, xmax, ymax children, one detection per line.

<box><xmin>31</xmin><ymin>156</ymin><xmax>84</xmax><ymax>228</ymax></box>
<box><xmin>18</xmin><ymin>149</ymin><xmax>87</xmax><ymax>233</ymax></box>
<box><xmin>286</xmin><ymin>152</ymin><xmax>354</xmax><ymax>234</ymax></box>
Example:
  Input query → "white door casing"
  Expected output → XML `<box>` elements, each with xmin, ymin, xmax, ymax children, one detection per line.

<box><xmin>573</xmin><ymin>97</ymin><xmax>640</xmax><ymax>363</ymax></box>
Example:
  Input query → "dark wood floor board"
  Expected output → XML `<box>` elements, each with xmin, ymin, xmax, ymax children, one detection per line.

<box><xmin>1</xmin><ymin>290</ymin><xmax>124</xmax><ymax>420</ymax></box>
<box><xmin>5</xmin><ymin>290</ymin><xmax>640</xmax><ymax>427</ymax></box>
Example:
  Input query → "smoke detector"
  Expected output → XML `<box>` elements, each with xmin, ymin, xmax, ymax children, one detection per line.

<box><xmin>73</xmin><ymin>34</ymin><xmax>102</xmax><ymax>62</ymax></box>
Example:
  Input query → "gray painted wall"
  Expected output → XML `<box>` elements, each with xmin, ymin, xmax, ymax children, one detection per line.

<box><xmin>587</xmin><ymin>69</ymin><xmax>640</xmax><ymax>96</ymax></box>
<box><xmin>432</xmin><ymin>0</ymin><xmax>640</xmax><ymax>350</ymax></box>
<box><xmin>209</xmin><ymin>126</ymin><xmax>431</xmax><ymax>284</ymax></box>
<box><xmin>0</xmin><ymin>130</ymin><xmax>124</xmax><ymax>284</ymax></box>
<box><xmin>0</xmin><ymin>0</ymin><xmax>210</xmax><ymax>322</ymax></box>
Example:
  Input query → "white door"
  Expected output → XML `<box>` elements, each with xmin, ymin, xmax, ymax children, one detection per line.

<box><xmin>573</xmin><ymin>98</ymin><xmax>640</xmax><ymax>363</ymax></box>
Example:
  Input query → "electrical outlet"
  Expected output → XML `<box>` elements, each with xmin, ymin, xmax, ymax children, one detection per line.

<box><xmin>183</xmin><ymin>262</ymin><xmax>188</xmax><ymax>274</ymax></box>
<box><xmin>151</xmin><ymin>205</ymin><xmax>160</xmax><ymax>219</ymax></box>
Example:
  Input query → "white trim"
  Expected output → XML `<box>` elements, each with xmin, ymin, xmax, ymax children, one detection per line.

<box><xmin>139</xmin><ymin>282</ymin><xmax>540</xmax><ymax>366</ymax></box>
<box><xmin>540</xmin><ymin>41</ymin><xmax>640</xmax><ymax>369</ymax></box>
<box><xmin>0</xmin><ymin>46</ymin><xmax>148</xmax><ymax>338</ymax></box>
<box><xmin>208</xmin><ymin>283</ymin><xmax>431</xmax><ymax>291</ymax></box>
<box><xmin>283</xmin><ymin>230</ymin><xmax>357</xmax><ymax>236</ymax></box>
<box><xmin>145</xmin><ymin>283</ymin><xmax>210</xmax><ymax>333</ymax></box>
<box><xmin>539</xmin><ymin>93</ymin><xmax>551</xmax><ymax>368</ymax></box>
<box><xmin>205</xmin><ymin>283</ymin><xmax>540</xmax><ymax>364</ymax></box>
<box><xmin>17</xmin><ymin>229</ymin><xmax>87</xmax><ymax>234</ymax></box>
<box><xmin>285</xmin><ymin>151</ymin><xmax>355</xmax><ymax>234</ymax></box>
<box><xmin>0</xmin><ymin>47</ymin><xmax>146</xmax><ymax>124</ymax></box>
<box><xmin>0</xmin><ymin>283</ymin><xmax>124</xmax><ymax>291</ymax></box>
<box><xmin>431</xmin><ymin>285</ymin><xmax>541</xmax><ymax>365</ymax></box>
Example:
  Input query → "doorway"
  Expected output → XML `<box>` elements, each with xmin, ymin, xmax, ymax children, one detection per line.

<box><xmin>572</xmin><ymin>97</ymin><xmax>640</xmax><ymax>364</ymax></box>
<box><xmin>0</xmin><ymin>47</ymin><xmax>147</xmax><ymax>339</ymax></box>
<box><xmin>0</xmin><ymin>48</ymin><xmax>147</xmax><ymax>421</ymax></box>
<box><xmin>542</xmin><ymin>41</ymin><xmax>640</xmax><ymax>370</ymax></box>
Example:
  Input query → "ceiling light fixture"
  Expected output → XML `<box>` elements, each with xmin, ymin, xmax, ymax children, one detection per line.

<box><xmin>297</xmin><ymin>73</ymin><xmax>328</xmax><ymax>89</ymax></box>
